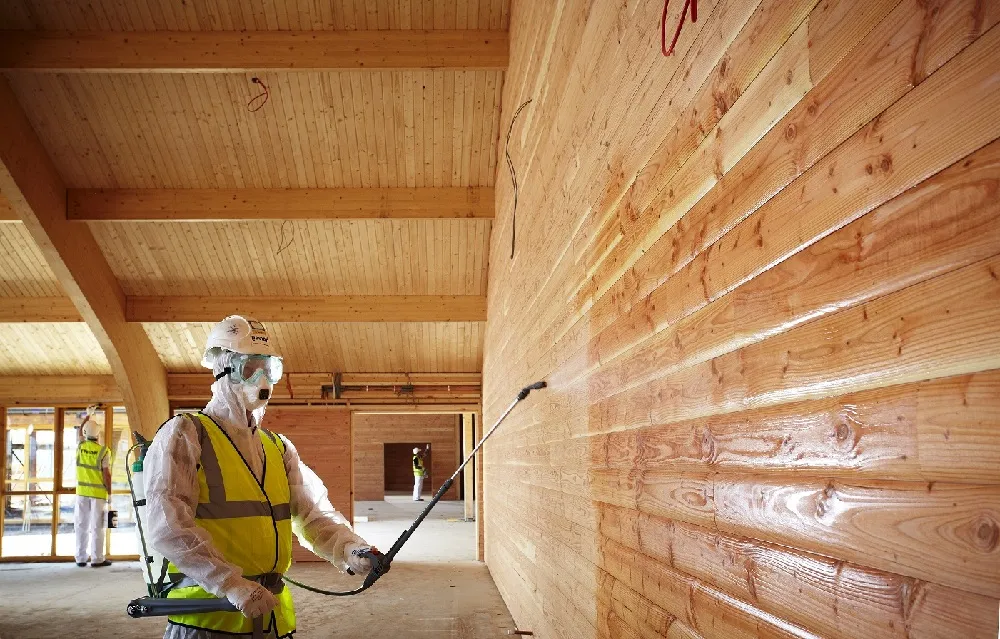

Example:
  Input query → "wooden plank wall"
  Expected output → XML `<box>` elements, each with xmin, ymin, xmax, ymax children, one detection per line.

<box><xmin>482</xmin><ymin>0</ymin><xmax>1000</xmax><ymax>638</ymax></box>
<box><xmin>353</xmin><ymin>413</ymin><xmax>460</xmax><ymax>501</ymax></box>
<box><xmin>263</xmin><ymin>406</ymin><xmax>353</xmax><ymax>563</ymax></box>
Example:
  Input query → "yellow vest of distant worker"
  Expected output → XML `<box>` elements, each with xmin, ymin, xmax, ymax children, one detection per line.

<box><xmin>412</xmin><ymin>454</ymin><xmax>425</xmax><ymax>477</ymax></box>
<box><xmin>76</xmin><ymin>439</ymin><xmax>109</xmax><ymax>500</ymax></box>
<box><xmin>166</xmin><ymin>413</ymin><xmax>295</xmax><ymax>637</ymax></box>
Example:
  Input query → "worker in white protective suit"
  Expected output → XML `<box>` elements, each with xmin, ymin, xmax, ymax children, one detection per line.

<box><xmin>75</xmin><ymin>405</ymin><xmax>112</xmax><ymax>567</ymax></box>
<box><xmin>144</xmin><ymin>316</ymin><xmax>376</xmax><ymax>638</ymax></box>
<box><xmin>412</xmin><ymin>447</ymin><xmax>426</xmax><ymax>501</ymax></box>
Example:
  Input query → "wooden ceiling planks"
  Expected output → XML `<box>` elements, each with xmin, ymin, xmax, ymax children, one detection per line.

<box><xmin>0</xmin><ymin>0</ymin><xmax>510</xmax><ymax>31</ymax></box>
<box><xmin>88</xmin><ymin>218</ymin><xmax>491</xmax><ymax>296</ymax></box>
<box><xmin>4</xmin><ymin>70</ymin><xmax>503</xmax><ymax>189</ymax></box>
<box><xmin>143</xmin><ymin>321</ymin><xmax>484</xmax><ymax>373</ymax></box>
<box><xmin>0</xmin><ymin>323</ymin><xmax>110</xmax><ymax>374</ymax></box>
<box><xmin>0</xmin><ymin>221</ymin><xmax>62</xmax><ymax>296</ymax></box>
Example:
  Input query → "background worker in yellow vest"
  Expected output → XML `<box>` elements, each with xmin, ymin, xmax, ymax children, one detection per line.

<box><xmin>144</xmin><ymin>316</ymin><xmax>376</xmax><ymax>639</ymax></box>
<box><xmin>412</xmin><ymin>447</ymin><xmax>426</xmax><ymax>501</ymax></box>
<box><xmin>75</xmin><ymin>405</ymin><xmax>112</xmax><ymax>568</ymax></box>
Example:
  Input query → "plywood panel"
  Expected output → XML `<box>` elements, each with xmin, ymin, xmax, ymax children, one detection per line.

<box><xmin>483</xmin><ymin>0</ymin><xmax>1000</xmax><ymax>637</ymax></box>
<box><xmin>90</xmin><ymin>219</ymin><xmax>491</xmax><ymax>297</ymax></box>
<box><xmin>0</xmin><ymin>0</ymin><xmax>511</xmax><ymax>31</ymax></box>
<box><xmin>0</xmin><ymin>323</ymin><xmax>110</xmax><ymax>374</ymax></box>
<box><xmin>263</xmin><ymin>406</ymin><xmax>353</xmax><ymax>563</ymax></box>
<box><xmin>353</xmin><ymin>413</ymin><xmax>459</xmax><ymax>501</ymax></box>
<box><xmin>5</xmin><ymin>71</ymin><xmax>505</xmax><ymax>190</ymax></box>
<box><xmin>143</xmin><ymin>322</ymin><xmax>484</xmax><ymax>373</ymax></box>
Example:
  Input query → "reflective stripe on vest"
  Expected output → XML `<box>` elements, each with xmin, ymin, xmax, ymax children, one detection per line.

<box><xmin>76</xmin><ymin>440</ymin><xmax>108</xmax><ymax>500</ymax></box>
<box><xmin>166</xmin><ymin>413</ymin><xmax>295</xmax><ymax>637</ymax></box>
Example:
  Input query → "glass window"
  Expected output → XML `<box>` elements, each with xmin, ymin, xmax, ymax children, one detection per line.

<box><xmin>5</xmin><ymin>408</ymin><xmax>56</xmax><ymax>493</ymax></box>
<box><xmin>109</xmin><ymin>407</ymin><xmax>130</xmax><ymax>493</ymax></box>
<box><xmin>60</xmin><ymin>408</ymin><xmax>106</xmax><ymax>490</ymax></box>
<box><xmin>2</xmin><ymin>492</ymin><xmax>54</xmax><ymax>557</ymax></box>
<box><xmin>54</xmin><ymin>493</ymin><xmax>77</xmax><ymax>558</ymax></box>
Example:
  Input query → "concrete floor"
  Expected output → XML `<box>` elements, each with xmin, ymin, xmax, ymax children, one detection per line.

<box><xmin>0</xmin><ymin>496</ymin><xmax>514</xmax><ymax>638</ymax></box>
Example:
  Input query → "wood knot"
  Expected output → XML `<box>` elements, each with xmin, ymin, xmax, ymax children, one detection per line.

<box><xmin>972</xmin><ymin>515</ymin><xmax>1000</xmax><ymax>552</ymax></box>
<box><xmin>880</xmin><ymin>154</ymin><xmax>893</xmax><ymax>173</ymax></box>
<box><xmin>700</xmin><ymin>429</ymin><xmax>718</xmax><ymax>464</ymax></box>
<box><xmin>816</xmin><ymin>483</ymin><xmax>837</xmax><ymax>519</ymax></box>
<box><xmin>785</xmin><ymin>123</ymin><xmax>797</xmax><ymax>141</ymax></box>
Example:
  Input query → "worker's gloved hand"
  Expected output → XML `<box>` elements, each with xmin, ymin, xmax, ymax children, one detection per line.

<box><xmin>344</xmin><ymin>542</ymin><xmax>375</xmax><ymax>574</ymax></box>
<box><xmin>86</xmin><ymin>404</ymin><xmax>99</xmax><ymax>417</ymax></box>
<box><xmin>225</xmin><ymin>579</ymin><xmax>277</xmax><ymax>620</ymax></box>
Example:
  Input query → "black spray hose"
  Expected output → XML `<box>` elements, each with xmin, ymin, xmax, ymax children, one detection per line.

<box><xmin>127</xmin><ymin>381</ymin><xmax>546</xmax><ymax>616</ymax></box>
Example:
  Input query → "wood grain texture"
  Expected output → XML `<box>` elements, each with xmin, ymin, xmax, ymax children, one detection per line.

<box><xmin>143</xmin><ymin>321</ymin><xmax>484</xmax><ymax>373</ymax></box>
<box><xmin>352</xmin><ymin>413</ymin><xmax>460</xmax><ymax>501</ymax></box>
<box><xmin>263</xmin><ymin>406</ymin><xmax>353</xmax><ymax>562</ymax></box>
<box><xmin>0</xmin><ymin>0</ymin><xmax>512</xmax><ymax>31</ymax></box>
<box><xmin>126</xmin><ymin>295</ymin><xmax>487</xmax><ymax>322</ymax></box>
<box><xmin>483</xmin><ymin>0</ymin><xmax>1000</xmax><ymax>637</ymax></box>
<box><xmin>6</xmin><ymin>71</ymin><xmax>503</xmax><ymax>189</ymax></box>
<box><xmin>0</xmin><ymin>30</ymin><xmax>509</xmax><ymax>71</ymax></box>
<box><xmin>0</xmin><ymin>296</ymin><xmax>80</xmax><ymax>321</ymax></box>
<box><xmin>68</xmin><ymin>187</ymin><xmax>495</xmax><ymax>220</ymax></box>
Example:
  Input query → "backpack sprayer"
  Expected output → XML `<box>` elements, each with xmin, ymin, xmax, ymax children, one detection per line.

<box><xmin>125</xmin><ymin>381</ymin><xmax>546</xmax><ymax>618</ymax></box>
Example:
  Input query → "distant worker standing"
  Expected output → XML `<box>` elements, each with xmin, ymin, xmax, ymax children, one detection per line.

<box><xmin>76</xmin><ymin>405</ymin><xmax>112</xmax><ymax>568</ymax></box>
<box><xmin>412</xmin><ymin>447</ymin><xmax>426</xmax><ymax>502</ymax></box>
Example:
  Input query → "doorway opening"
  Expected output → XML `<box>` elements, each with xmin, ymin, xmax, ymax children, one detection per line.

<box><xmin>383</xmin><ymin>443</ymin><xmax>430</xmax><ymax>497</ymax></box>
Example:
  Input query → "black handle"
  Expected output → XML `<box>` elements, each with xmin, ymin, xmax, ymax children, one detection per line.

<box><xmin>127</xmin><ymin>595</ymin><xmax>237</xmax><ymax>618</ymax></box>
<box><xmin>517</xmin><ymin>380</ymin><xmax>547</xmax><ymax>401</ymax></box>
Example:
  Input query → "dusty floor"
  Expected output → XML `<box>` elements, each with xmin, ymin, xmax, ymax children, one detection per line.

<box><xmin>0</xmin><ymin>496</ymin><xmax>514</xmax><ymax>638</ymax></box>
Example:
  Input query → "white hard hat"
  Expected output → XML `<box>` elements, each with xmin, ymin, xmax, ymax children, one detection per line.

<box><xmin>202</xmin><ymin>316</ymin><xmax>278</xmax><ymax>368</ymax></box>
<box><xmin>82</xmin><ymin>420</ymin><xmax>101</xmax><ymax>439</ymax></box>
<box><xmin>413</xmin><ymin>447</ymin><xmax>421</xmax><ymax>454</ymax></box>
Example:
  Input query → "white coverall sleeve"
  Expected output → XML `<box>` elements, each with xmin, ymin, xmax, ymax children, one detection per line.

<box><xmin>144</xmin><ymin>415</ymin><xmax>244</xmax><ymax>597</ymax></box>
<box><xmin>281</xmin><ymin>434</ymin><xmax>367</xmax><ymax>570</ymax></box>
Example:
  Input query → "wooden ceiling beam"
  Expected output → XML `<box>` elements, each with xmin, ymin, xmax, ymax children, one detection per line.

<box><xmin>0</xmin><ymin>297</ymin><xmax>82</xmax><ymax>322</ymax></box>
<box><xmin>0</xmin><ymin>77</ymin><xmax>169</xmax><ymax>437</ymax></box>
<box><xmin>0</xmin><ymin>374</ymin><xmax>479</xmax><ymax>406</ymax></box>
<box><xmin>127</xmin><ymin>295</ymin><xmax>487</xmax><ymax>322</ymax></box>
<box><xmin>68</xmin><ymin>187</ymin><xmax>494</xmax><ymax>221</ymax></box>
<box><xmin>0</xmin><ymin>296</ymin><xmax>487</xmax><ymax>322</ymax></box>
<box><xmin>0</xmin><ymin>30</ymin><xmax>508</xmax><ymax>72</ymax></box>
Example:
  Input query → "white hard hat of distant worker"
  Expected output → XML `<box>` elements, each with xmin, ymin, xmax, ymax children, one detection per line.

<box><xmin>202</xmin><ymin>315</ymin><xmax>283</xmax><ymax>386</ymax></box>
<box><xmin>413</xmin><ymin>447</ymin><xmax>421</xmax><ymax>455</ymax></box>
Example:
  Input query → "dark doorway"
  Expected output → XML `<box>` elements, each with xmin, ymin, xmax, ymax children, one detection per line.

<box><xmin>384</xmin><ymin>443</ymin><xmax>430</xmax><ymax>494</ymax></box>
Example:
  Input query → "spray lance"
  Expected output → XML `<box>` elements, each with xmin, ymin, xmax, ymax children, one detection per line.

<box><xmin>126</xmin><ymin>380</ymin><xmax>547</xmax><ymax>618</ymax></box>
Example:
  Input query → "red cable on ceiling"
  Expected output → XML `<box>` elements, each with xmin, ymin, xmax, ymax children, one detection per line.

<box><xmin>661</xmin><ymin>0</ymin><xmax>697</xmax><ymax>56</ymax></box>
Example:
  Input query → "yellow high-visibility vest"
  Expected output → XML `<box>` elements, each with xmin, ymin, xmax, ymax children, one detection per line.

<box><xmin>412</xmin><ymin>454</ymin><xmax>425</xmax><ymax>477</ymax></box>
<box><xmin>76</xmin><ymin>439</ymin><xmax>109</xmax><ymax>500</ymax></box>
<box><xmin>165</xmin><ymin>413</ymin><xmax>295</xmax><ymax>637</ymax></box>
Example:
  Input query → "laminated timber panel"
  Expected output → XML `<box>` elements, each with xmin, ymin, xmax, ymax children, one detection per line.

<box><xmin>352</xmin><ymin>413</ymin><xmax>460</xmax><ymax>501</ymax></box>
<box><xmin>89</xmin><ymin>219</ymin><xmax>491</xmax><ymax>297</ymax></box>
<box><xmin>143</xmin><ymin>322</ymin><xmax>483</xmax><ymax>373</ymax></box>
<box><xmin>482</xmin><ymin>0</ymin><xmax>1000</xmax><ymax>638</ymax></box>
<box><xmin>0</xmin><ymin>1</ymin><xmax>511</xmax><ymax>31</ymax></box>
<box><xmin>263</xmin><ymin>406</ymin><xmax>353</xmax><ymax>563</ymax></box>
<box><xmin>4</xmin><ymin>71</ymin><xmax>503</xmax><ymax>190</ymax></box>
<box><xmin>485</xmin><ymin>0</ymin><xmax>1000</xmax><ymax>408</ymax></box>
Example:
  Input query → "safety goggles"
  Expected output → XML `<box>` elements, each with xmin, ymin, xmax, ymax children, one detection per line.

<box><xmin>222</xmin><ymin>353</ymin><xmax>284</xmax><ymax>385</ymax></box>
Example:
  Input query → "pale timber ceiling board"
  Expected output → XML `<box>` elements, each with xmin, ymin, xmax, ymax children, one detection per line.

<box><xmin>144</xmin><ymin>321</ymin><xmax>484</xmax><ymax>373</ymax></box>
<box><xmin>0</xmin><ymin>0</ymin><xmax>511</xmax><ymax>31</ymax></box>
<box><xmin>0</xmin><ymin>220</ymin><xmax>63</xmax><ymax>296</ymax></box>
<box><xmin>0</xmin><ymin>323</ymin><xmax>110</xmax><ymax>375</ymax></box>
<box><xmin>3</xmin><ymin>70</ymin><xmax>504</xmax><ymax>190</ymax></box>
<box><xmin>88</xmin><ymin>219</ymin><xmax>491</xmax><ymax>296</ymax></box>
